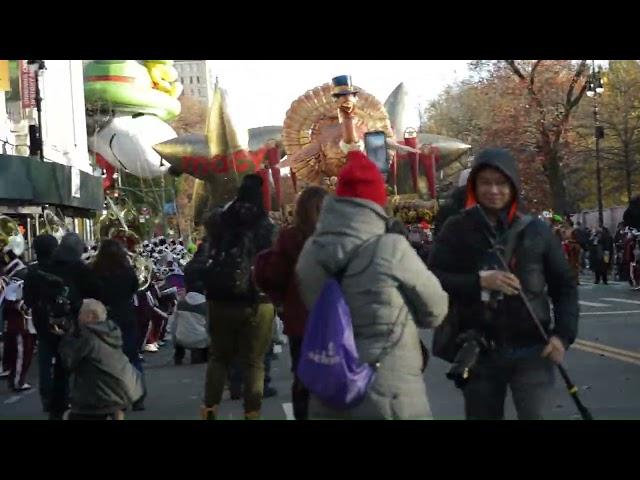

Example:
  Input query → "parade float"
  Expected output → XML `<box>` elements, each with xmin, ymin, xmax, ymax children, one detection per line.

<box><xmin>149</xmin><ymin>74</ymin><xmax>472</xmax><ymax>239</ymax></box>
<box><xmin>281</xmin><ymin>76</ymin><xmax>471</xmax><ymax>235</ymax></box>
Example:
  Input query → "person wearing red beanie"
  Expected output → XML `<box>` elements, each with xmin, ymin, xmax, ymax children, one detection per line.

<box><xmin>335</xmin><ymin>151</ymin><xmax>388</xmax><ymax>207</ymax></box>
<box><xmin>294</xmin><ymin>148</ymin><xmax>449</xmax><ymax>420</ymax></box>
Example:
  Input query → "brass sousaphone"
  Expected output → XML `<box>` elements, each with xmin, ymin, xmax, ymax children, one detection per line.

<box><xmin>0</xmin><ymin>215</ymin><xmax>26</xmax><ymax>259</ymax></box>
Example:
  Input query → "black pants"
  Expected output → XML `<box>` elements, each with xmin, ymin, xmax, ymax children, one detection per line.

<box><xmin>595</xmin><ymin>270</ymin><xmax>608</xmax><ymax>284</ymax></box>
<box><xmin>175</xmin><ymin>345</ymin><xmax>208</xmax><ymax>364</ymax></box>
<box><xmin>37</xmin><ymin>331</ymin><xmax>69</xmax><ymax>419</ymax></box>
<box><xmin>289</xmin><ymin>336</ymin><xmax>309</xmax><ymax>421</ymax></box>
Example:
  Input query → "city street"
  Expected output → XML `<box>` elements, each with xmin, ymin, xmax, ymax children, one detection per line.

<box><xmin>1</xmin><ymin>274</ymin><xmax>639</xmax><ymax>420</ymax></box>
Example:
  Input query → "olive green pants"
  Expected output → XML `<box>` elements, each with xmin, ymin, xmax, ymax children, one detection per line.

<box><xmin>204</xmin><ymin>301</ymin><xmax>275</xmax><ymax>414</ymax></box>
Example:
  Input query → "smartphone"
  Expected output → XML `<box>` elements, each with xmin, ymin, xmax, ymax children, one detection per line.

<box><xmin>364</xmin><ymin>131</ymin><xmax>389</xmax><ymax>175</ymax></box>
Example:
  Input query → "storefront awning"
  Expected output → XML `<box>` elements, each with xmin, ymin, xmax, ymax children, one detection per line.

<box><xmin>0</xmin><ymin>154</ymin><xmax>103</xmax><ymax>211</ymax></box>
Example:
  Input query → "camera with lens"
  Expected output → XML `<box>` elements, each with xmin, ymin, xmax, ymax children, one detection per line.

<box><xmin>446</xmin><ymin>330</ymin><xmax>490</xmax><ymax>389</ymax></box>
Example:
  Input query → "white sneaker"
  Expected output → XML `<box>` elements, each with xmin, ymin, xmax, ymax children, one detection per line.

<box><xmin>144</xmin><ymin>344</ymin><xmax>159</xmax><ymax>353</ymax></box>
<box><xmin>0</xmin><ymin>370</ymin><xmax>10</xmax><ymax>378</ymax></box>
<box><xmin>14</xmin><ymin>383</ymin><xmax>32</xmax><ymax>392</ymax></box>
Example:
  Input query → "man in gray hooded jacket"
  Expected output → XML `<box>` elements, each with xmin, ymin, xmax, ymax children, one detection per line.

<box><xmin>296</xmin><ymin>150</ymin><xmax>448</xmax><ymax>420</ymax></box>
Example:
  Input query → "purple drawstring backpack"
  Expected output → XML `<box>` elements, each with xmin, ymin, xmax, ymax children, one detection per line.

<box><xmin>297</xmin><ymin>236</ymin><xmax>403</xmax><ymax>410</ymax></box>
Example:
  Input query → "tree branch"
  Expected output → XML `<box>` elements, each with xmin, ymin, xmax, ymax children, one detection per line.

<box><xmin>505</xmin><ymin>60</ymin><xmax>550</xmax><ymax>147</ymax></box>
<box><xmin>566</xmin><ymin>60</ymin><xmax>588</xmax><ymax>110</ymax></box>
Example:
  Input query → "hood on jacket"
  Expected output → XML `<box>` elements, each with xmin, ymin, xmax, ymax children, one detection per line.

<box><xmin>308</xmin><ymin>196</ymin><xmax>387</xmax><ymax>276</ymax></box>
<box><xmin>184</xmin><ymin>291</ymin><xmax>206</xmax><ymax>305</ymax></box>
<box><xmin>465</xmin><ymin>148</ymin><xmax>520</xmax><ymax>223</ymax></box>
<box><xmin>52</xmin><ymin>232</ymin><xmax>86</xmax><ymax>265</ymax></box>
<box><xmin>33</xmin><ymin>234</ymin><xmax>58</xmax><ymax>262</ymax></box>
<box><xmin>83</xmin><ymin>320</ymin><xmax>123</xmax><ymax>349</ymax></box>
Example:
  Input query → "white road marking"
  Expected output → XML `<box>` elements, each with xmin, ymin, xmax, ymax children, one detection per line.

<box><xmin>581</xmin><ymin>310</ymin><xmax>640</xmax><ymax>316</ymax></box>
<box><xmin>600</xmin><ymin>298</ymin><xmax>640</xmax><ymax>305</ymax></box>
<box><xmin>3</xmin><ymin>388</ymin><xmax>36</xmax><ymax>404</ymax></box>
<box><xmin>579</xmin><ymin>301</ymin><xmax>611</xmax><ymax>307</ymax></box>
<box><xmin>282</xmin><ymin>402</ymin><xmax>295</xmax><ymax>420</ymax></box>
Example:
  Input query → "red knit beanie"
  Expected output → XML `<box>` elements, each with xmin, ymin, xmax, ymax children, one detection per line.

<box><xmin>336</xmin><ymin>151</ymin><xmax>388</xmax><ymax>207</ymax></box>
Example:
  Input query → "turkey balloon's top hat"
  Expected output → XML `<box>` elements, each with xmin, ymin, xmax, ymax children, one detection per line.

<box><xmin>332</xmin><ymin>75</ymin><xmax>358</xmax><ymax>97</ymax></box>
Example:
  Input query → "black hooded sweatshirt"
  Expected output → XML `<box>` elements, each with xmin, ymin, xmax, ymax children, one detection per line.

<box><xmin>428</xmin><ymin>148</ymin><xmax>578</xmax><ymax>349</ymax></box>
<box><xmin>24</xmin><ymin>235</ymin><xmax>59</xmax><ymax>333</ymax></box>
<box><xmin>47</xmin><ymin>245</ymin><xmax>102</xmax><ymax>317</ymax></box>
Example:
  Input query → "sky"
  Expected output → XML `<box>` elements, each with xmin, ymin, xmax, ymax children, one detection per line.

<box><xmin>208</xmin><ymin>60</ymin><xmax>472</xmax><ymax>132</ymax></box>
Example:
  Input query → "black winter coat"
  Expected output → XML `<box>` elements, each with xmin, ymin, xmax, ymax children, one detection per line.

<box><xmin>183</xmin><ymin>243</ymin><xmax>208</xmax><ymax>294</ymax></box>
<box><xmin>23</xmin><ymin>259</ymin><xmax>55</xmax><ymax>334</ymax></box>
<box><xmin>589</xmin><ymin>231</ymin><xmax>614</xmax><ymax>273</ymax></box>
<box><xmin>428</xmin><ymin>207</ymin><xmax>579</xmax><ymax>348</ymax></box>
<box><xmin>47</xmin><ymin>246</ymin><xmax>102</xmax><ymax>317</ymax></box>
<box><xmin>94</xmin><ymin>266</ymin><xmax>139</xmax><ymax>331</ymax></box>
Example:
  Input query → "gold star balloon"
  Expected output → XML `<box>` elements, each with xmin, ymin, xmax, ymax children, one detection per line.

<box><xmin>153</xmin><ymin>83</ymin><xmax>283</xmax><ymax>223</ymax></box>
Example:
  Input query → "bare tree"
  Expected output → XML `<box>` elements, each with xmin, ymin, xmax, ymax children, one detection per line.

<box><xmin>505</xmin><ymin>60</ymin><xmax>589</xmax><ymax>214</ymax></box>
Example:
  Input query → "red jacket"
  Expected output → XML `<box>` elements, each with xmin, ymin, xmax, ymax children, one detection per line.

<box><xmin>254</xmin><ymin>226</ymin><xmax>308</xmax><ymax>338</ymax></box>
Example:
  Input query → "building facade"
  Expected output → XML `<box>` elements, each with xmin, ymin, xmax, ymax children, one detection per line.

<box><xmin>174</xmin><ymin>60</ymin><xmax>214</xmax><ymax>106</ymax></box>
<box><xmin>1</xmin><ymin>60</ymin><xmax>102</xmax><ymax>252</ymax></box>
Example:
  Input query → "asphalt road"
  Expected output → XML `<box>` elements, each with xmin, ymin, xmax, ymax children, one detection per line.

<box><xmin>1</xmin><ymin>274</ymin><xmax>638</xmax><ymax>420</ymax></box>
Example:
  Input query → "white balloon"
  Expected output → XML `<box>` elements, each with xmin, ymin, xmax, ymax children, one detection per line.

<box><xmin>89</xmin><ymin>115</ymin><xmax>176</xmax><ymax>178</ymax></box>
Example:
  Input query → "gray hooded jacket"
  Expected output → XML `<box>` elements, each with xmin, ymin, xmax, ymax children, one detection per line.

<box><xmin>296</xmin><ymin>196</ymin><xmax>448</xmax><ymax>419</ymax></box>
<box><xmin>59</xmin><ymin>320</ymin><xmax>144</xmax><ymax>415</ymax></box>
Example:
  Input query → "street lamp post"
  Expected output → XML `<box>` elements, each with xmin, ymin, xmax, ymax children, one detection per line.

<box><xmin>586</xmin><ymin>60</ymin><xmax>605</xmax><ymax>228</ymax></box>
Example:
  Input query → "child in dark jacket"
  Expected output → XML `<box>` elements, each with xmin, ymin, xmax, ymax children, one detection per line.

<box><xmin>59</xmin><ymin>299</ymin><xmax>144</xmax><ymax>420</ymax></box>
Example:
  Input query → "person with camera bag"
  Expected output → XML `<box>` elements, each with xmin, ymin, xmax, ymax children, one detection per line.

<box><xmin>23</xmin><ymin>234</ymin><xmax>64</xmax><ymax>412</ymax></box>
<box><xmin>428</xmin><ymin>148</ymin><xmax>579</xmax><ymax>420</ymax></box>
<box><xmin>42</xmin><ymin>233</ymin><xmax>101</xmax><ymax>419</ymax></box>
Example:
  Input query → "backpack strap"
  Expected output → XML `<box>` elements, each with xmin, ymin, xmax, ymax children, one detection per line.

<box><xmin>333</xmin><ymin>235</ymin><xmax>383</xmax><ymax>284</ymax></box>
<box><xmin>332</xmin><ymin>233</ymin><xmax>415</xmax><ymax>370</ymax></box>
<box><xmin>502</xmin><ymin>214</ymin><xmax>534</xmax><ymax>267</ymax></box>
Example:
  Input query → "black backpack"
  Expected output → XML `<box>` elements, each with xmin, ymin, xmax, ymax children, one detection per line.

<box><xmin>34</xmin><ymin>268</ymin><xmax>73</xmax><ymax>334</ymax></box>
<box><xmin>205</xmin><ymin>227</ymin><xmax>257</xmax><ymax>302</ymax></box>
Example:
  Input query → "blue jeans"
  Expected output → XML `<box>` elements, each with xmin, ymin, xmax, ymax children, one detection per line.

<box><xmin>119</xmin><ymin>322</ymin><xmax>146</xmax><ymax>404</ymax></box>
<box><xmin>119</xmin><ymin>322</ymin><xmax>143</xmax><ymax>374</ymax></box>
<box><xmin>229</xmin><ymin>343</ymin><xmax>274</xmax><ymax>391</ymax></box>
